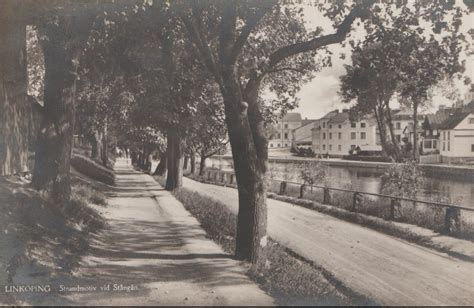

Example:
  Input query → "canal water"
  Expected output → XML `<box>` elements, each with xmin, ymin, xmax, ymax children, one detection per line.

<box><xmin>207</xmin><ymin>157</ymin><xmax>474</xmax><ymax>208</ymax></box>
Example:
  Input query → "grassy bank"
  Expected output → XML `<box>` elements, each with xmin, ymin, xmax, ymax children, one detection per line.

<box><xmin>171</xmin><ymin>187</ymin><xmax>375</xmax><ymax>306</ymax></box>
<box><xmin>0</xmin><ymin>173</ymin><xmax>107</xmax><ymax>304</ymax></box>
<box><xmin>71</xmin><ymin>154</ymin><xmax>115</xmax><ymax>185</ymax></box>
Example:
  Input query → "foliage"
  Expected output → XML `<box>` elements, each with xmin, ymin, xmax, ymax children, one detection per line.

<box><xmin>381</xmin><ymin>161</ymin><xmax>424</xmax><ymax>199</ymax></box>
<box><xmin>297</xmin><ymin>161</ymin><xmax>328</xmax><ymax>187</ymax></box>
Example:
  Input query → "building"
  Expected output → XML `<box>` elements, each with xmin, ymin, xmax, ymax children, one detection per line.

<box><xmin>292</xmin><ymin>117</ymin><xmax>318</xmax><ymax>147</ymax></box>
<box><xmin>311</xmin><ymin>109</ymin><xmax>381</xmax><ymax>157</ymax></box>
<box><xmin>268</xmin><ymin>113</ymin><xmax>302</xmax><ymax>148</ymax></box>
<box><xmin>391</xmin><ymin>109</ymin><xmax>425</xmax><ymax>149</ymax></box>
<box><xmin>437</xmin><ymin>112</ymin><xmax>474</xmax><ymax>163</ymax></box>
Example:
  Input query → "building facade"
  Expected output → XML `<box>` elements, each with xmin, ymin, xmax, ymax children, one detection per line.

<box><xmin>311</xmin><ymin>109</ymin><xmax>381</xmax><ymax>157</ymax></box>
<box><xmin>268</xmin><ymin>113</ymin><xmax>302</xmax><ymax>149</ymax></box>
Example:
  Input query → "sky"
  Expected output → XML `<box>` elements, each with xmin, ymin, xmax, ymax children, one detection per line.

<box><xmin>279</xmin><ymin>3</ymin><xmax>474</xmax><ymax>120</ymax></box>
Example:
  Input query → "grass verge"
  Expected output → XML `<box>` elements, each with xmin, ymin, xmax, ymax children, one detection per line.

<box><xmin>172</xmin><ymin>187</ymin><xmax>376</xmax><ymax>306</ymax></box>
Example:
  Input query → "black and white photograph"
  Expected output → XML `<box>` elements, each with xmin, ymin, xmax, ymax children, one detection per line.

<box><xmin>0</xmin><ymin>0</ymin><xmax>473</xmax><ymax>306</ymax></box>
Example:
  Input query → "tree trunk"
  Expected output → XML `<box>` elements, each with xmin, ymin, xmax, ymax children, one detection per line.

<box><xmin>190</xmin><ymin>154</ymin><xmax>196</xmax><ymax>175</ymax></box>
<box><xmin>90</xmin><ymin>130</ymin><xmax>101</xmax><ymax>161</ymax></box>
<box><xmin>221</xmin><ymin>68</ymin><xmax>267</xmax><ymax>264</ymax></box>
<box><xmin>165</xmin><ymin>130</ymin><xmax>183</xmax><ymax>190</ymax></box>
<box><xmin>32</xmin><ymin>14</ymin><xmax>93</xmax><ymax>203</ymax></box>
<box><xmin>153</xmin><ymin>151</ymin><xmax>167</xmax><ymax>176</ymax></box>
<box><xmin>413</xmin><ymin>102</ymin><xmax>419</xmax><ymax>162</ymax></box>
<box><xmin>0</xmin><ymin>2</ymin><xmax>30</xmax><ymax>176</ymax></box>
<box><xmin>385</xmin><ymin>107</ymin><xmax>402</xmax><ymax>161</ymax></box>
<box><xmin>199</xmin><ymin>155</ymin><xmax>206</xmax><ymax>176</ymax></box>
<box><xmin>101</xmin><ymin>121</ymin><xmax>108</xmax><ymax>167</ymax></box>
<box><xmin>183</xmin><ymin>156</ymin><xmax>189</xmax><ymax>171</ymax></box>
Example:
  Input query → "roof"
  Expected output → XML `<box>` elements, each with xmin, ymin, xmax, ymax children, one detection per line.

<box><xmin>280</xmin><ymin>112</ymin><xmax>302</xmax><ymax>122</ymax></box>
<box><xmin>320</xmin><ymin>110</ymin><xmax>339</xmax><ymax>120</ymax></box>
<box><xmin>437</xmin><ymin>112</ymin><xmax>470</xmax><ymax>130</ymax></box>
<box><xmin>301</xmin><ymin>119</ymin><xmax>318</xmax><ymax>126</ymax></box>
<box><xmin>328</xmin><ymin>112</ymin><xmax>349</xmax><ymax>124</ymax></box>
<box><xmin>425</xmin><ymin>112</ymin><xmax>450</xmax><ymax>129</ymax></box>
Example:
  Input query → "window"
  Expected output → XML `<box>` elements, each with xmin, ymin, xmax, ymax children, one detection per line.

<box><xmin>323</xmin><ymin>122</ymin><xmax>326</xmax><ymax>128</ymax></box>
<box><xmin>338</xmin><ymin>132</ymin><xmax>342</xmax><ymax>139</ymax></box>
<box><xmin>443</xmin><ymin>142</ymin><xmax>446</xmax><ymax>151</ymax></box>
<box><xmin>443</xmin><ymin>131</ymin><xmax>446</xmax><ymax>140</ymax></box>
<box><xmin>338</xmin><ymin>145</ymin><xmax>342</xmax><ymax>151</ymax></box>
<box><xmin>471</xmin><ymin>144</ymin><xmax>474</xmax><ymax>152</ymax></box>
<box><xmin>469</xmin><ymin>118</ymin><xmax>474</xmax><ymax>124</ymax></box>
<box><xmin>447</xmin><ymin>142</ymin><xmax>450</xmax><ymax>151</ymax></box>
<box><xmin>424</xmin><ymin>140</ymin><xmax>432</xmax><ymax>149</ymax></box>
<box><xmin>284</xmin><ymin>132</ymin><xmax>288</xmax><ymax>140</ymax></box>
<box><xmin>329</xmin><ymin>124</ymin><xmax>332</xmax><ymax>129</ymax></box>
<box><xmin>277</xmin><ymin>144</ymin><xmax>281</xmax><ymax>147</ymax></box>
<box><xmin>329</xmin><ymin>133</ymin><xmax>332</xmax><ymax>139</ymax></box>
<box><xmin>323</xmin><ymin>133</ymin><xmax>326</xmax><ymax>140</ymax></box>
<box><xmin>270</xmin><ymin>144</ymin><xmax>273</xmax><ymax>148</ymax></box>
<box><xmin>396</xmin><ymin>122</ymin><xmax>401</xmax><ymax>129</ymax></box>
<box><xmin>329</xmin><ymin>144</ymin><xmax>332</xmax><ymax>151</ymax></box>
<box><xmin>277</xmin><ymin>133</ymin><xmax>281</xmax><ymax>139</ymax></box>
<box><xmin>351</xmin><ymin>123</ymin><xmax>356</xmax><ymax>128</ymax></box>
<box><xmin>322</xmin><ymin>144</ymin><xmax>326</xmax><ymax>150</ymax></box>
<box><xmin>350</xmin><ymin>145</ymin><xmax>356</xmax><ymax>150</ymax></box>
<box><xmin>448</xmin><ymin>131</ymin><xmax>450</xmax><ymax>140</ymax></box>
<box><xmin>338</xmin><ymin>124</ymin><xmax>342</xmax><ymax>129</ymax></box>
<box><xmin>360</xmin><ymin>122</ymin><xmax>366</xmax><ymax>128</ymax></box>
<box><xmin>284</xmin><ymin>124</ymin><xmax>288</xmax><ymax>129</ymax></box>
<box><xmin>360</xmin><ymin>132</ymin><xmax>366</xmax><ymax>139</ymax></box>
<box><xmin>433</xmin><ymin>140</ymin><xmax>437</xmax><ymax>149</ymax></box>
<box><xmin>396</xmin><ymin>135</ymin><xmax>401</xmax><ymax>142</ymax></box>
<box><xmin>351</xmin><ymin>132</ymin><xmax>356</xmax><ymax>140</ymax></box>
<box><xmin>284</xmin><ymin>143</ymin><xmax>288</xmax><ymax>147</ymax></box>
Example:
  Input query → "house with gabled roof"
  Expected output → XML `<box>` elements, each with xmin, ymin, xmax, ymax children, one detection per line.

<box><xmin>436</xmin><ymin>111</ymin><xmax>474</xmax><ymax>162</ymax></box>
<box><xmin>268</xmin><ymin>112</ymin><xmax>302</xmax><ymax>149</ymax></box>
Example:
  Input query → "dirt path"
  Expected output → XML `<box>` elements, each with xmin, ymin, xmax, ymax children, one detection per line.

<box><xmin>40</xmin><ymin>159</ymin><xmax>273</xmax><ymax>306</ymax></box>
<box><xmin>182</xmin><ymin>177</ymin><xmax>474</xmax><ymax>306</ymax></box>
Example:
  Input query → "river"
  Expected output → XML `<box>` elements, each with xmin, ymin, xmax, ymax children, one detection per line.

<box><xmin>207</xmin><ymin>157</ymin><xmax>474</xmax><ymax>208</ymax></box>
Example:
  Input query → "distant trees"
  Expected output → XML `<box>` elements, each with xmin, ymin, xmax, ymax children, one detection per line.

<box><xmin>340</xmin><ymin>2</ymin><xmax>467</xmax><ymax>161</ymax></box>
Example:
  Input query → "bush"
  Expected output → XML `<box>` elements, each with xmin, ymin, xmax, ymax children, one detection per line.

<box><xmin>72</xmin><ymin>183</ymin><xmax>108</xmax><ymax>206</ymax></box>
<box><xmin>71</xmin><ymin>154</ymin><xmax>115</xmax><ymax>185</ymax></box>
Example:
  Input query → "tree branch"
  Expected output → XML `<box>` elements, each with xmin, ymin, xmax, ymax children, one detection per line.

<box><xmin>228</xmin><ymin>1</ymin><xmax>275</xmax><ymax>64</ymax></box>
<box><xmin>266</xmin><ymin>1</ymin><xmax>374</xmax><ymax>70</ymax></box>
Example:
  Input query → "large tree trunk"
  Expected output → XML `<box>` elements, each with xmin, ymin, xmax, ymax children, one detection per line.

<box><xmin>32</xmin><ymin>15</ymin><xmax>92</xmax><ymax>203</ymax></box>
<box><xmin>153</xmin><ymin>151</ymin><xmax>167</xmax><ymax>176</ymax></box>
<box><xmin>190</xmin><ymin>154</ymin><xmax>196</xmax><ymax>175</ymax></box>
<box><xmin>0</xmin><ymin>2</ymin><xmax>30</xmax><ymax>176</ymax></box>
<box><xmin>165</xmin><ymin>130</ymin><xmax>183</xmax><ymax>190</ymax></box>
<box><xmin>221</xmin><ymin>69</ymin><xmax>267</xmax><ymax>264</ymax></box>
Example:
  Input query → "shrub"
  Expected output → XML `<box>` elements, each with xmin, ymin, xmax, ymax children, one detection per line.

<box><xmin>71</xmin><ymin>154</ymin><xmax>115</xmax><ymax>185</ymax></box>
<box><xmin>72</xmin><ymin>183</ymin><xmax>108</xmax><ymax>206</ymax></box>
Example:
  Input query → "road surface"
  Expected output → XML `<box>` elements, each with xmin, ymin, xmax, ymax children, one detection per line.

<box><xmin>182</xmin><ymin>177</ymin><xmax>474</xmax><ymax>306</ymax></box>
<box><xmin>35</xmin><ymin>159</ymin><xmax>273</xmax><ymax>306</ymax></box>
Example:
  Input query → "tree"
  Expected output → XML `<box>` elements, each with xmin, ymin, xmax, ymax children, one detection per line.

<box><xmin>180</xmin><ymin>0</ymin><xmax>374</xmax><ymax>263</ymax></box>
<box><xmin>0</xmin><ymin>1</ymin><xmax>30</xmax><ymax>176</ymax></box>
<box><xmin>31</xmin><ymin>12</ymin><xmax>96</xmax><ymax>203</ymax></box>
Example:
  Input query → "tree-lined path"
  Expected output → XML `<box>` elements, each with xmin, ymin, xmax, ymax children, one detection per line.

<box><xmin>45</xmin><ymin>158</ymin><xmax>273</xmax><ymax>305</ymax></box>
<box><xmin>181</xmin><ymin>177</ymin><xmax>474</xmax><ymax>306</ymax></box>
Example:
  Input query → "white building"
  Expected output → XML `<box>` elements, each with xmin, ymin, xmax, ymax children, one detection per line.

<box><xmin>311</xmin><ymin>109</ymin><xmax>381</xmax><ymax>157</ymax></box>
<box><xmin>268</xmin><ymin>113</ymin><xmax>302</xmax><ymax>149</ymax></box>
<box><xmin>438</xmin><ymin>112</ymin><xmax>474</xmax><ymax>162</ymax></box>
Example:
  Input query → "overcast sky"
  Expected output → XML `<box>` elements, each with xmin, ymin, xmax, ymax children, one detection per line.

<box><xmin>282</xmin><ymin>4</ymin><xmax>474</xmax><ymax>120</ymax></box>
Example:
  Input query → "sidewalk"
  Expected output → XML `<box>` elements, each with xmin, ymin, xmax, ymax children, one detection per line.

<box><xmin>182</xmin><ymin>177</ymin><xmax>474</xmax><ymax>306</ymax></box>
<box><xmin>41</xmin><ymin>159</ymin><xmax>274</xmax><ymax>306</ymax></box>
